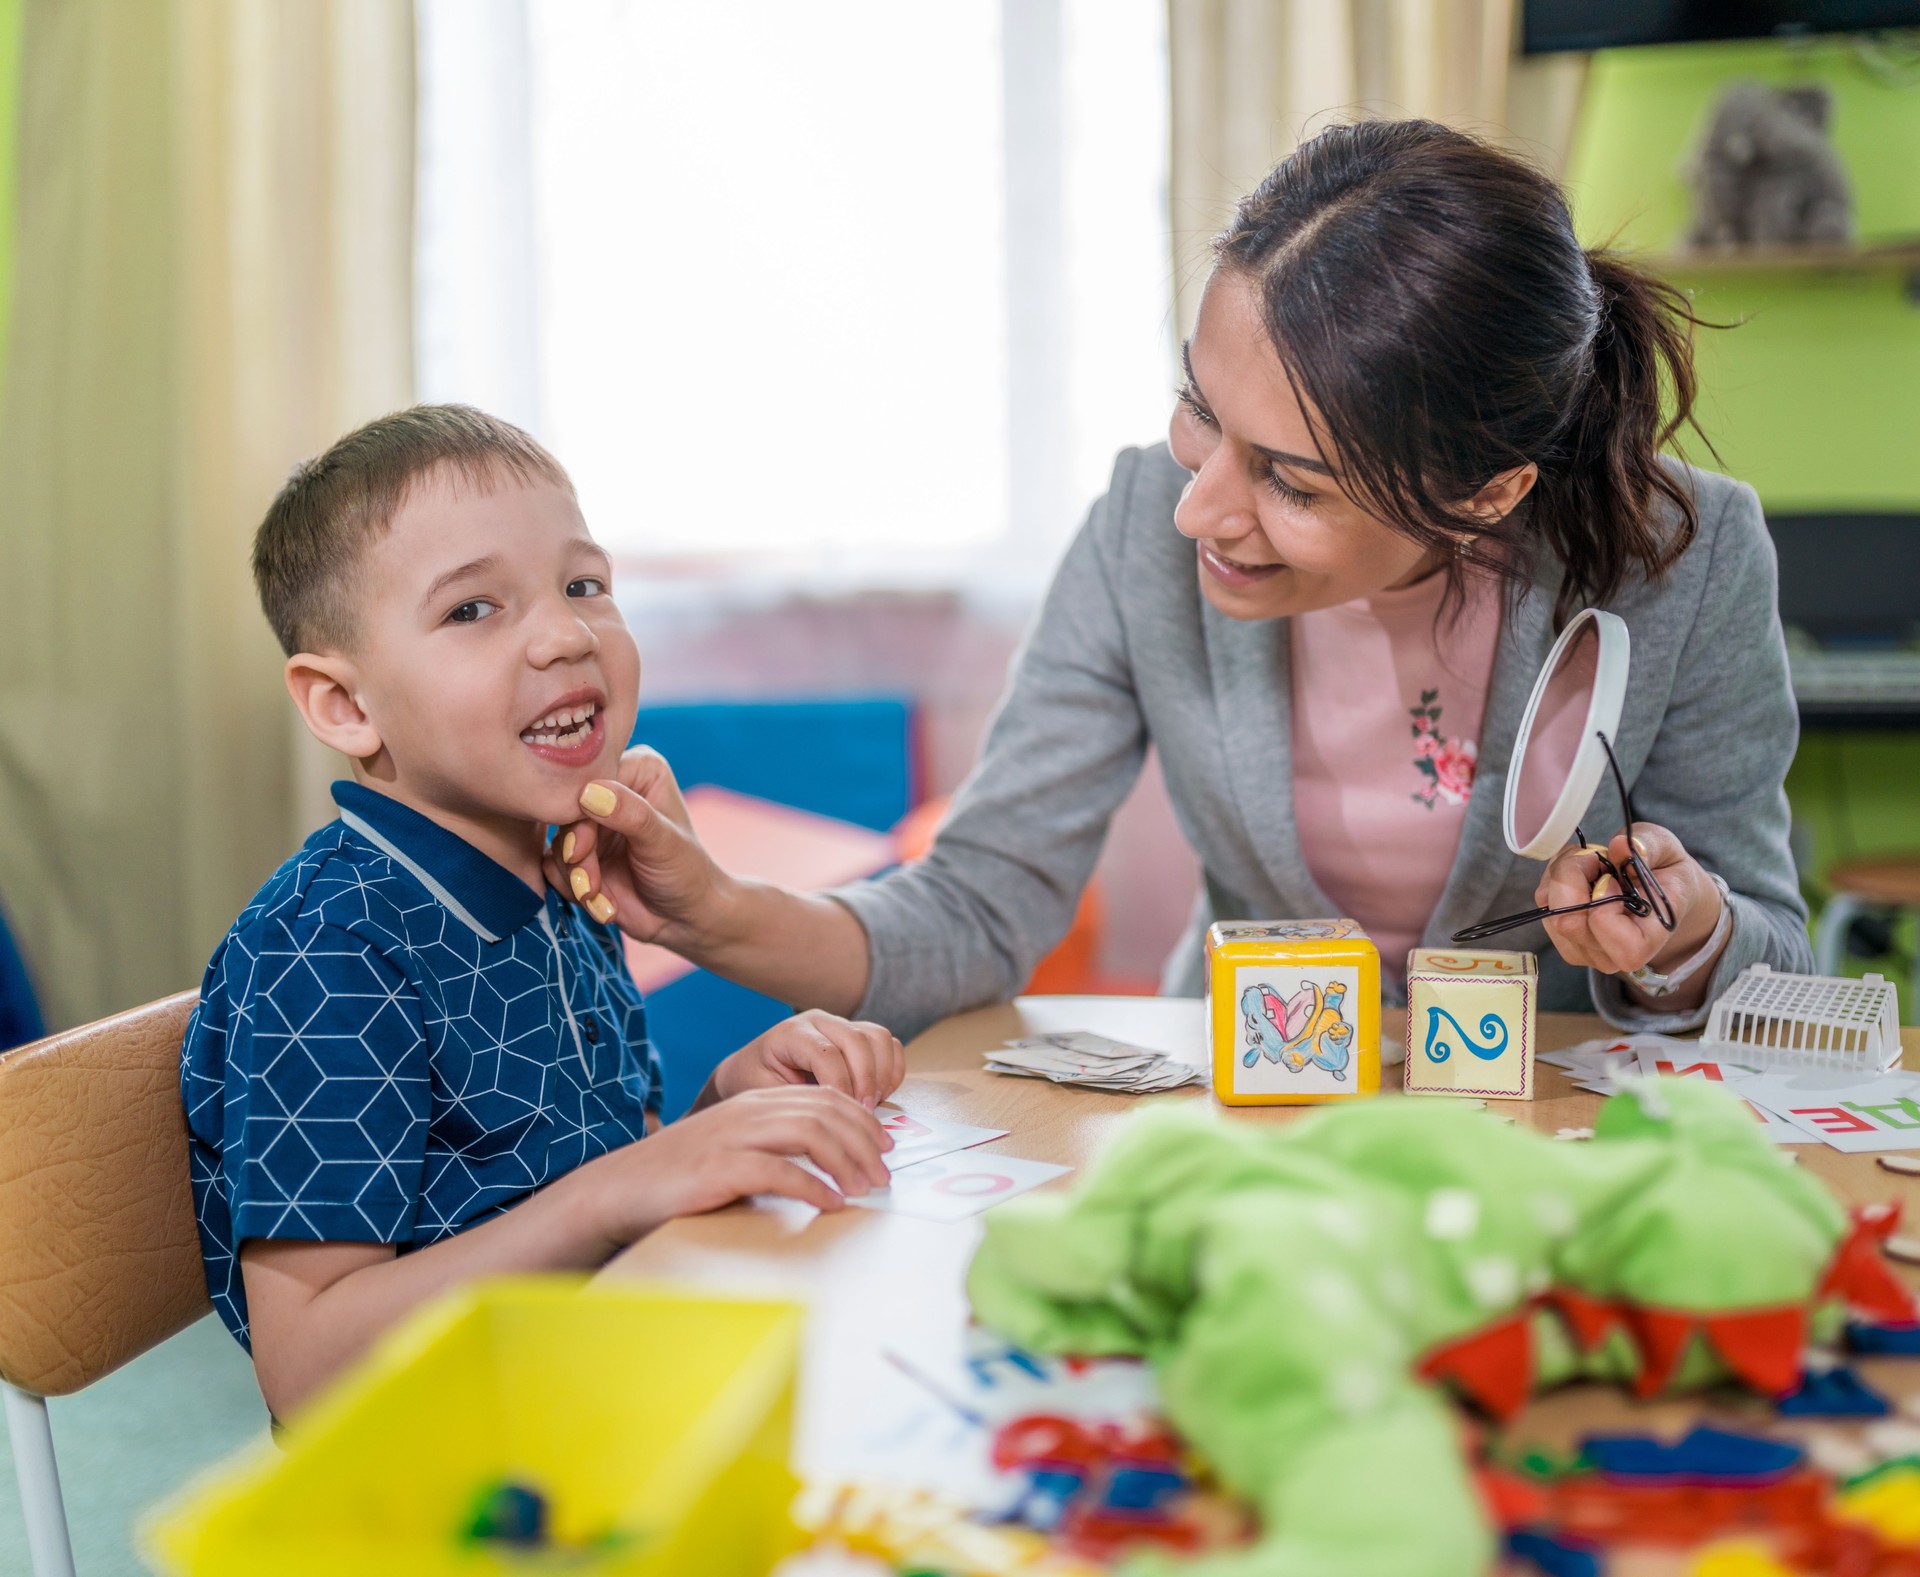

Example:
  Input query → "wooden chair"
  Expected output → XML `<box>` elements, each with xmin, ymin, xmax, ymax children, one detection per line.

<box><xmin>0</xmin><ymin>992</ymin><xmax>211</xmax><ymax>1577</ymax></box>
<box><xmin>1816</xmin><ymin>856</ymin><xmax>1920</xmax><ymax>1015</ymax></box>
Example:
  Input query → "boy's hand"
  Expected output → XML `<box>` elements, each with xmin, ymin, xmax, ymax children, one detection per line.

<box><xmin>710</xmin><ymin>1010</ymin><xmax>906</xmax><ymax>1110</ymax></box>
<box><xmin>544</xmin><ymin>747</ymin><xmax>726</xmax><ymax>948</ymax></box>
<box><xmin>583</xmin><ymin>1086</ymin><xmax>894</xmax><ymax>1239</ymax></box>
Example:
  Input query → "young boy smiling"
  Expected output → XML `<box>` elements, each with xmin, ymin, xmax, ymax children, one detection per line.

<box><xmin>182</xmin><ymin>406</ymin><xmax>902</xmax><ymax>1417</ymax></box>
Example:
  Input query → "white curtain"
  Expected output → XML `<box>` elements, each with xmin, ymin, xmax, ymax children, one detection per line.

<box><xmin>0</xmin><ymin>0</ymin><xmax>414</xmax><ymax>1028</ymax></box>
<box><xmin>1168</xmin><ymin>0</ymin><xmax>1589</xmax><ymax>336</ymax></box>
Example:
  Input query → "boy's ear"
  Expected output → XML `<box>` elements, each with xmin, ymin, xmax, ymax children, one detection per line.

<box><xmin>284</xmin><ymin>653</ymin><xmax>382</xmax><ymax>760</ymax></box>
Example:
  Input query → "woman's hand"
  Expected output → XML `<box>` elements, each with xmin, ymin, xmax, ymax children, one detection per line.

<box><xmin>706</xmin><ymin>1010</ymin><xmax>906</xmax><ymax>1111</ymax></box>
<box><xmin>1536</xmin><ymin>821</ymin><xmax>1726</xmax><ymax>981</ymax></box>
<box><xmin>545</xmin><ymin>746</ymin><xmax>731</xmax><ymax>950</ymax></box>
<box><xmin>548</xmin><ymin>747</ymin><xmax>875</xmax><ymax>1017</ymax></box>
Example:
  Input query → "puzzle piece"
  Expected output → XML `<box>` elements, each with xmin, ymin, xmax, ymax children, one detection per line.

<box><xmin>1581</xmin><ymin>1426</ymin><xmax>1804</xmax><ymax>1486</ymax></box>
<box><xmin>1846</xmin><ymin>1319</ymin><xmax>1920</xmax><ymax>1356</ymax></box>
<box><xmin>1776</xmin><ymin>1363</ymin><xmax>1891</xmax><ymax>1418</ymax></box>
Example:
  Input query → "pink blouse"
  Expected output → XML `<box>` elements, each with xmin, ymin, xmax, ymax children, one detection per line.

<box><xmin>1289</xmin><ymin>569</ymin><xmax>1504</xmax><ymax>988</ymax></box>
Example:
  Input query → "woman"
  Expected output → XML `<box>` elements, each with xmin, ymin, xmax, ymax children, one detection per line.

<box><xmin>556</xmin><ymin>120</ymin><xmax>1810</xmax><ymax>1042</ymax></box>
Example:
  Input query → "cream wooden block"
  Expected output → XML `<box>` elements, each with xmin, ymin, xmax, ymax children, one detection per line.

<box><xmin>1404</xmin><ymin>949</ymin><xmax>1537</xmax><ymax>1100</ymax></box>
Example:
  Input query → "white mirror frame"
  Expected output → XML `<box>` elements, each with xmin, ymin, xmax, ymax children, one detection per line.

<box><xmin>1501</xmin><ymin>607</ymin><xmax>1632</xmax><ymax>860</ymax></box>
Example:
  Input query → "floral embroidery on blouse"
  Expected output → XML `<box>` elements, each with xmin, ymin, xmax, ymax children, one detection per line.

<box><xmin>1409</xmin><ymin>687</ymin><xmax>1478</xmax><ymax>809</ymax></box>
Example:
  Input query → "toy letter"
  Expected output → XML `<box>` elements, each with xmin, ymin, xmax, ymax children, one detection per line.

<box><xmin>1421</xmin><ymin>1006</ymin><xmax>1509</xmax><ymax>1064</ymax></box>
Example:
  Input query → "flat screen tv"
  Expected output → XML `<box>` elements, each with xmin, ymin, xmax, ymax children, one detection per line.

<box><xmin>1523</xmin><ymin>2</ymin><xmax>1920</xmax><ymax>53</ymax></box>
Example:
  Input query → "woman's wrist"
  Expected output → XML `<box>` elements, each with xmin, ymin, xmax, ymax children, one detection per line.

<box><xmin>681</xmin><ymin>870</ymin><xmax>773</xmax><ymax>969</ymax></box>
<box><xmin>1646</xmin><ymin>872</ymin><xmax>1729</xmax><ymax>975</ymax></box>
<box><xmin>686</xmin><ymin>881</ymin><xmax>873</xmax><ymax>1016</ymax></box>
<box><xmin>1625</xmin><ymin>873</ymin><xmax>1731</xmax><ymax>1008</ymax></box>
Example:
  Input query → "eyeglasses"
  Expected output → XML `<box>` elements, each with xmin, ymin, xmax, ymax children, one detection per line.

<box><xmin>1451</xmin><ymin>729</ymin><xmax>1676</xmax><ymax>945</ymax></box>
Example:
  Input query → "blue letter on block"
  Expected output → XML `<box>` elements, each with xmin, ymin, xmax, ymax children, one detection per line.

<box><xmin>1422</xmin><ymin>1007</ymin><xmax>1508</xmax><ymax>1064</ymax></box>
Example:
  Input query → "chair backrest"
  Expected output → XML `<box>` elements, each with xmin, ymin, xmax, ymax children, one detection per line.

<box><xmin>0</xmin><ymin>991</ymin><xmax>210</xmax><ymax>1397</ymax></box>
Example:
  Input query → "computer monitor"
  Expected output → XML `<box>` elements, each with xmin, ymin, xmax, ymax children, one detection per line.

<box><xmin>1523</xmin><ymin>1</ymin><xmax>1920</xmax><ymax>54</ymax></box>
<box><xmin>1766</xmin><ymin>513</ymin><xmax>1920</xmax><ymax>644</ymax></box>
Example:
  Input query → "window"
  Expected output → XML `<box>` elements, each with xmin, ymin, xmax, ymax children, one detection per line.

<box><xmin>418</xmin><ymin>0</ymin><xmax>1172</xmax><ymax>588</ymax></box>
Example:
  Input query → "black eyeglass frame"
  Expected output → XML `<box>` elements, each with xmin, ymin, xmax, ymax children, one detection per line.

<box><xmin>1450</xmin><ymin>729</ymin><xmax>1676</xmax><ymax>945</ymax></box>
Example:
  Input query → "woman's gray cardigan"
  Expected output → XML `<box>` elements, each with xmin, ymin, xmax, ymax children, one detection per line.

<box><xmin>831</xmin><ymin>443</ymin><xmax>1811</xmax><ymax>1041</ymax></box>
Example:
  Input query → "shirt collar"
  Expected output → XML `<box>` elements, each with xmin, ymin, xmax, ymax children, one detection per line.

<box><xmin>331</xmin><ymin>781</ymin><xmax>546</xmax><ymax>943</ymax></box>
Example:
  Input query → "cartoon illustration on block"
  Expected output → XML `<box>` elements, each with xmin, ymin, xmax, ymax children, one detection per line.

<box><xmin>1216</xmin><ymin>919</ymin><xmax>1359</xmax><ymax>943</ymax></box>
<box><xmin>1420</xmin><ymin>1006</ymin><xmax>1510</xmax><ymax>1064</ymax></box>
<box><xmin>1240</xmin><ymin>980</ymin><xmax>1354</xmax><ymax>1079</ymax></box>
<box><xmin>1208</xmin><ymin>919</ymin><xmax>1380</xmax><ymax>1104</ymax></box>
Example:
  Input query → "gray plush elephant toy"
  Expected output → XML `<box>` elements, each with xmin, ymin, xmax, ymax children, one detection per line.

<box><xmin>1689</xmin><ymin>79</ymin><xmax>1853</xmax><ymax>248</ymax></box>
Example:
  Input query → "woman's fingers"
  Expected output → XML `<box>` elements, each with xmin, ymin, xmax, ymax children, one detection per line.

<box><xmin>1541</xmin><ymin>911</ymin><xmax>1597</xmax><ymax>970</ymax></box>
<box><xmin>561</xmin><ymin>849</ymin><xmax>614</xmax><ymax>924</ymax></box>
<box><xmin>557</xmin><ymin>819</ymin><xmax>600</xmax><ymax>869</ymax></box>
<box><xmin>1536</xmin><ymin>843</ymin><xmax>1605</xmax><ymax>966</ymax></box>
<box><xmin>1612</xmin><ymin>821</ymin><xmax>1682</xmax><ymax>874</ymax></box>
<box><xmin>1538</xmin><ymin>840</ymin><xmax>1672</xmax><ymax>971</ymax></box>
<box><xmin>575</xmin><ymin>775</ymin><xmax>720</xmax><ymax>942</ymax></box>
<box><xmin>1581</xmin><ymin>881</ymin><xmax>1663</xmax><ymax>973</ymax></box>
<box><xmin>617</xmin><ymin>745</ymin><xmax>695</xmax><ymax>830</ymax></box>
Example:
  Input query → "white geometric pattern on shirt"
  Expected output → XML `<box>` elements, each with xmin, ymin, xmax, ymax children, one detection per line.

<box><xmin>181</xmin><ymin>822</ymin><xmax>657</xmax><ymax>1349</ymax></box>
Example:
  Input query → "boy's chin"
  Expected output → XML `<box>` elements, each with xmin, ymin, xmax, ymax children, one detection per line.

<box><xmin>517</xmin><ymin>778</ymin><xmax>604</xmax><ymax>829</ymax></box>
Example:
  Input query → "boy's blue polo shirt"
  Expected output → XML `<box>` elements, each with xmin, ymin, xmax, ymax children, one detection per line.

<box><xmin>181</xmin><ymin>781</ymin><xmax>661</xmax><ymax>1350</ymax></box>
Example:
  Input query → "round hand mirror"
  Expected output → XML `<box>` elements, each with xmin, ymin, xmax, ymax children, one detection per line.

<box><xmin>1502</xmin><ymin>607</ymin><xmax>1630</xmax><ymax>860</ymax></box>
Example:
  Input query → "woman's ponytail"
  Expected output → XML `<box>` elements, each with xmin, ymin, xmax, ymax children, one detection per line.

<box><xmin>1536</xmin><ymin>253</ymin><xmax>1708</xmax><ymax>622</ymax></box>
<box><xmin>1216</xmin><ymin>121</ymin><xmax>1719</xmax><ymax>625</ymax></box>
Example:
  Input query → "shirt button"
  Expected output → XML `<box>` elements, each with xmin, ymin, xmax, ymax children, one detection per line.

<box><xmin>583</xmin><ymin>1016</ymin><xmax>599</xmax><ymax>1043</ymax></box>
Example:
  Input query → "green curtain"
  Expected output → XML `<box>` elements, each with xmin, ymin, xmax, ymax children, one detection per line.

<box><xmin>0</xmin><ymin>1</ymin><xmax>413</xmax><ymax>1030</ymax></box>
<box><xmin>0</xmin><ymin>0</ymin><xmax>20</xmax><ymax>407</ymax></box>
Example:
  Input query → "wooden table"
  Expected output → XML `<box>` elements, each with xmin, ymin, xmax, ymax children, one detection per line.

<box><xmin>606</xmin><ymin>997</ymin><xmax>1920</xmax><ymax>1561</ymax></box>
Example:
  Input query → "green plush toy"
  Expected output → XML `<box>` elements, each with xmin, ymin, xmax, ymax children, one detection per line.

<box><xmin>966</xmin><ymin>1080</ymin><xmax>1908</xmax><ymax>1577</ymax></box>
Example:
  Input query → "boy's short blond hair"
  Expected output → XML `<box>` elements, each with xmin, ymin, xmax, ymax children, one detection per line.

<box><xmin>252</xmin><ymin>404</ymin><xmax>572</xmax><ymax>656</ymax></box>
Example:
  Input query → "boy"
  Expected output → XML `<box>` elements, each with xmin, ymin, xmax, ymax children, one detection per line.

<box><xmin>182</xmin><ymin>406</ymin><xmax>903</xmax><ymax>1418</ymax></box>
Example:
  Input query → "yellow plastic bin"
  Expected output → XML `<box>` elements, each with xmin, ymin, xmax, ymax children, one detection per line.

<box><xmin>145</xmin><ymin>1278</ymin><xmax>806</xmax><ymax>1576</ymax></box>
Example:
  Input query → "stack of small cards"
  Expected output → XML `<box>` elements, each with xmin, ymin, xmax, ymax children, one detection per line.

<box><xmin>985</xmin><ymin>1029</ymin><xmax>1203</xmax><ymax>1094</ymax></box>
<box><xmin>1543</xmin><ymin>1036</ymin><xmax>1920</xmax><ymax>1152</ymax></box>
<box><xmin>1539</xmin><ymin>1033</ymin><xmax>1691</xmax><ymax>1095</ymax></box>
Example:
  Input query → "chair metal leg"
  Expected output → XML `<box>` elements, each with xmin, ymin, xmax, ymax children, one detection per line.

<box><xmin>2</xmin><ymin>1381</ymin><xmax>76</xmax><ymax>1577</ymax></box>
<box><xmin>1816</xmin><ymin>893</ymin><xmax>1867</xmax><ymax>977</ymax></box>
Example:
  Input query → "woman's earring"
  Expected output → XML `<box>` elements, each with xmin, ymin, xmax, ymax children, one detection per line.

<box><xmin>1453</xmin><ymin>535</ymin><xmax>1473</xmax><ymax>557</ymax></box>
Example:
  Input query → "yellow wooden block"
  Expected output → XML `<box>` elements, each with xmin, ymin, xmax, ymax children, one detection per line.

<box><xmin>1404</xmin><ymin>948</ymin><xmax>1537</xmax><ymax>1100</ymax></box>
<box><xmin>1206</xmin><ymin>920</ymin><xmax>1380</xmax><ymax>1106</ymax></box>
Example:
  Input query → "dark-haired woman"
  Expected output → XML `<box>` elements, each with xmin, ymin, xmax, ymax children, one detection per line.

<box><xmin>556</xmin><ymin>120</ymin><xmax>1811</xmax><ymax>1039</ymax></box>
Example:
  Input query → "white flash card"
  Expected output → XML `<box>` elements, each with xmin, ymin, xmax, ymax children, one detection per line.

<box><xmin>850</xmin><ymin>1152</ymin><xmax>1071</xmax><ymax>1223</ymax></box>
<box><xmin>1736</xmin><ymin>1070</ymin><xmax>1920</xmax><ymax>1153</ymax></box>
<box><xmin>1630</xmin><ymin>1048</ymin><xmax>1813</xmax><ymax>1144</ymax></box>
<box><xmin>875</xmin><ymin>1105</ymin><xmax>1009</xmax><ymax>1173</ymax></box>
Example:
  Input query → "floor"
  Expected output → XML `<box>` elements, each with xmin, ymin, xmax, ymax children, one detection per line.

<box><xmin>0</xmin><ymin>1317</ymin><xmax>268</xmax><ymax>1576</ymax></box>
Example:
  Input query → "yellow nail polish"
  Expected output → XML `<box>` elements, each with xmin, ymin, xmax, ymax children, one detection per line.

<box><xmin>562</xmin><ymin>831</ymin><xmax>576</xmax><ymax>863</ymax></box>
<box><xmin>587</xmin><ymin>893</ymin><xmax>615</xmax><ymax>924</ymax></box>
<box><xmin>1592</xmin><ymin>875</ymin><xmax>1617</xmax><ymax>900</ymax></box>
<box><xmin>1631</xmin><ymin>835</ymin><xmax>1650</xmax><ymax>858</ymax></box>
<box><xmin>580</xmin><ymin>783</ymin><xmax>617</xmax><ymax>817</ymax></box>
<box><xmin>569</xmin><ymin>867</ymin><xmax>591</xmax><ymax>900</ymax></box>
